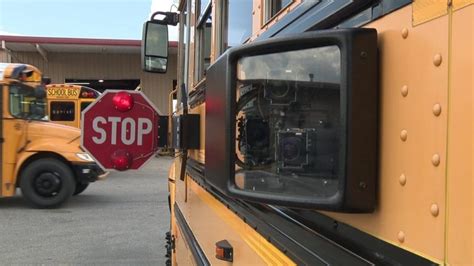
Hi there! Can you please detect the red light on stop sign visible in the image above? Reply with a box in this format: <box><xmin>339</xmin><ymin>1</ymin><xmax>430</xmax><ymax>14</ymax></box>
<box><xmin>111</xmin><ymin>150</ymin><xmax>132</xmax><ymax>171</ymax></box>
<box><xmin>113</xmin><ymin>91</ymin><xmax>134</xmax><ymax>111</ymax></box>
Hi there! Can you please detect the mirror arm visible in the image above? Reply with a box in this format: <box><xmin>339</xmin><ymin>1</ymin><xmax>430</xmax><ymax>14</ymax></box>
<box><xmin>150</xmin><ymin>11</ymin><xmax>179</xmax><ymax>26</ymax></box>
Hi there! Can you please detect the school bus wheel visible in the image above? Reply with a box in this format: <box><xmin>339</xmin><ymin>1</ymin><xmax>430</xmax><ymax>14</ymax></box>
<box><xmin>73</xmin><ymin>182</ymin><xmax>89</xmax><ymax>196</ymax></box>
<box><xmin>20</xmin><ymin>158</ymin><xmax>76</xmax><ymax>208</ymax></box>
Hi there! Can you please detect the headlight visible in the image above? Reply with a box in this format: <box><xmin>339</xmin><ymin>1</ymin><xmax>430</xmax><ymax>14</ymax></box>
<box><xmin>76</xmin><ymin>153</ymin><xmax>94</xmax><ymax>162</ymax></box>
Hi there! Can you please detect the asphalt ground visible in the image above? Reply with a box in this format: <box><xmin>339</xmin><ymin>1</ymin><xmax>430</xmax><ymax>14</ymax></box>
<box><xmin>0</xmin><ymin>156</ymin><xmax>172</xmax><ymax>265</ymax></box>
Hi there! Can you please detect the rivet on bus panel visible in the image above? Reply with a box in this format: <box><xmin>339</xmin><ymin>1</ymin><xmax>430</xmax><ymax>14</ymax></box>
<box><xmin>433</xmin><ymin>54</ymin><xmax>442</xmax><ymax>66</ymax></box>
<box><xmin>432</xmin><ymin>103</ymin><xmax>442</xmax><ymax>116</ymax></box>
<box><xmin>401</xmin><ymin>85</ymin><xmax>408</xmax><ymax>97</ymax></box>
<box><xmin>401</xmin><ymin>28</ymin><xmax>409</xmax><ymax>39</ymax></box>
<box><xmin>397</xmin><ymin>231</ymin><xmax>405</xmax><ymax>243</ymax></box>
<box><xmin>430</xmin><ymin>204</ymin><xmax>439</xmax><ymax>217</ymax></box>
<box><xmin>400</xmin><ymin>130</ymin><xmax>408</xmax><ymax>141</ymax></box>
<box><xmin>431</xmin><ymin>154</ymin><xmax>440</xmax><ymax>166</ymax></box>
<box><xmin>399</xmin><ymin>174</ymin><xmax>407</xmax><ymax>186</ymax></box>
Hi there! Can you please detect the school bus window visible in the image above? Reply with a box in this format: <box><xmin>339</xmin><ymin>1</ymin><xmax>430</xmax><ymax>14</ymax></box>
<box><xmin>9</xmin><ymin>84</ymin><xmax>47</xmax><ymax>120</ymax></box>
<box><xmin>225</xmin><ymin>0</ymin><xmax>252</xmax><ymax>49</ymax></box>
<box><xmin>264</xmin><ymin>0</ymin><xmax>292</xmax><ymax>23</ymax></box>
<box><xmin>80</xmin><ymin>101</ymin><xmax>93</xmax><ymax>112</ymax></box>
<box><xmin>200</xmin><ymin>0</ymin><xmax>210</xmax><ymax>15</ymax></box>
<box><xmin>50</xmin><ymin>101</ymin><xmax>75</xmax><ymax>121</ymax></box>
<box><xmin>195</xmin><ymin>0</ymin><xmax>212</xmax><ymax>82</ymax></box>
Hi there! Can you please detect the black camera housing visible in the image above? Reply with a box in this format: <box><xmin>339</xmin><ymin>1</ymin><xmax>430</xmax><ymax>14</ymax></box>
<box><xmin>205</xmin><ymin>29</ymin><xmax>378</xmax><ymax>212</ymax></box>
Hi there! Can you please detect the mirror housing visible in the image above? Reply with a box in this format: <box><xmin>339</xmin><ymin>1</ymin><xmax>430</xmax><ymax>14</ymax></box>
<box><xmin>42</xmin><ymin>76</ymin><xmax>51</xmax><ymax>85</ymax></box>
<box><xmin>141</xmin><ymin>11</ymin><xmax>178</xmax><ymax>74</ymax></box>
<box><xmin>35</xmin><ymin>85</ymin><xmax>46</xmax><ymax>99</ymax></box>
<box><xmin>205</xmin><ymin>29</ymin><xmax>378</xmax><ymax>212</ymax></box>
<box><xmin>141</xmin><ymin>21</ymin><xmax>169</xmax><ymax>73</ymax></box>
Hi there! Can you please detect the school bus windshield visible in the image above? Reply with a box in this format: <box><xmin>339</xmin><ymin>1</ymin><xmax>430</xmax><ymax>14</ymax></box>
<box><xmin>9</xmin><ymin>83</ymin><xmax>47</xmax><ymax>121</ymax></box>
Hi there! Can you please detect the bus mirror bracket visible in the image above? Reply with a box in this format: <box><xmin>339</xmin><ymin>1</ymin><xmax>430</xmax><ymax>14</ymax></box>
<box><xmin>150</xmin><ymin>11</ymin><xmax>179</xmax><ymax>26</ymax></box>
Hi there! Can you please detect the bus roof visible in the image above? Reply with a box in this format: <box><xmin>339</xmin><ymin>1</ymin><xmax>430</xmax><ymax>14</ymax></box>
<box><xmin>0</xmin><ymin>63</ymin><xmax>42</xmax><ymax>83</ymax></box>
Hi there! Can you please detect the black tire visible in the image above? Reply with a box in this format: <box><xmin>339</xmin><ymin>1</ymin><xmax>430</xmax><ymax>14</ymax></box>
<box><xmin>73</xmin><ymin>182</ymin><xmax>89</xmax><ymax>196</ymax></box>
<box><xmin>20</xmin><ymin>158</ymin><xmax>76</xmax><ymax>208</ymax></box>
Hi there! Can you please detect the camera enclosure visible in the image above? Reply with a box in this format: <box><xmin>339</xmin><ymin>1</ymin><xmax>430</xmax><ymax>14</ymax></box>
<box><xmin>205</xmin><ymin>29</ymin><xmax>378</xmax><ymax>212</ymax></box>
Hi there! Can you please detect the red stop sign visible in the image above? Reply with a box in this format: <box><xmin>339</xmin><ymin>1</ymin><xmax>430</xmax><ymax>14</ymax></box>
<box><xmin>81</xmin><ymin>90</ymin><xmax>160</xmax><ymax>171</ymax></box>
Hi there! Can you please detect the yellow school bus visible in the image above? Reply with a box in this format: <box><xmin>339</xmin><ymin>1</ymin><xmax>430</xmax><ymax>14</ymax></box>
<box><xmin>46</xmin><ymin>84</ymin><xmax>100</xmax><ymax>128</ymax></box>
<box><xmin>143</xmin><ymin>1</ymin><xmax>472</xmax><ymax>265</ymax></box>
<box><xmin>0</xmin><ymin>63</ymin><xmax>106</xmax><ymax>208</ymax></box>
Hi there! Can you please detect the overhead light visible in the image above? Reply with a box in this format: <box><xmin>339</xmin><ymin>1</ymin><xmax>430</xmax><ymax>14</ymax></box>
<box><xmin>98</xmin><ymin>79</ymin><xmax>104</xmax><ymax>83</ymax></box>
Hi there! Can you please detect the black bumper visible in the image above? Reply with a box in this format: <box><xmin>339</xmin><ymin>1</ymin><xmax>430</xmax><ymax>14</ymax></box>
<box><xmin>72</xmin><ymin>163</ymin><xmax>105</xmax><ymax>183</ymax></box>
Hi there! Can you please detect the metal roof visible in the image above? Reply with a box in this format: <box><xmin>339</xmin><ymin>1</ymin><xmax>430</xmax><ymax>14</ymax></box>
<box><xmin>0</xmin><ymin>35</ymin><xmax>178</xmax><ymax>54</ymax></box>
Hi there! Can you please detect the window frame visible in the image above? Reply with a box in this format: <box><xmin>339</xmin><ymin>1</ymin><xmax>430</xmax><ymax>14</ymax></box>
<box><xmin>8</xmin><ymin>82</ymin><xmax>47</xmax><ymax>121</ymax></box>
<box><xmin>177</xmin><ymin>0</ymin><xmax>192</xmax><ymax>108</ymax></box>
<box><xmin>221</xmin><ymin>0</ymin><xmax>254</xmax><ymax>52</ymax></box>
<box><xmin>263</xmin><ymin>0</ymin><xmax>294</xmax><ymax>25</ymax></box>
<box><xmin>194</xmin><ymin>0</ymin><xmax>212</xmax><ymax>83</ymax></box>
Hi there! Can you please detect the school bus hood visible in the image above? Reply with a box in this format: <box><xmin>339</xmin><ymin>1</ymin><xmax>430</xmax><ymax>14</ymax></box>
<box><xmin>26</xmin><ymin>121</ymin><xmax>81</xmax><ymax>149</ymax></box>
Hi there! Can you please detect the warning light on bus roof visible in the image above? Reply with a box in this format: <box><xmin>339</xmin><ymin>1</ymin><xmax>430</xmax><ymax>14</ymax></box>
<box><xmin>81</xmin><ymin>91</ymin><xmax>95</xmax><ymax>98</ymax></box>
<box><xmin>112</xmin><ymin>91</ymin><xmax>134</xmax><ymax>111</ymax></box>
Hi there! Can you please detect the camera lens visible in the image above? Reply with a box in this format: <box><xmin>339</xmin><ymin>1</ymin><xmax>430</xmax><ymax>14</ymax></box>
<box><xmin>271</xmin><ymin>83</ymin><xmax>290</xmax><ymax>98</ymax></box>
<box><xmin>281</xmin><ymin>136</ymin><xmax>302</xmax><ymax>162</ymax></box>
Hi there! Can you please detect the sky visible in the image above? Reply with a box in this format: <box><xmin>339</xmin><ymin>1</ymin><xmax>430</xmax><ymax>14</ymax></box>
<box><xmin>0</xmin><ymin>0</ymin><xmax>178</xmax><ymax>40</ymax></box>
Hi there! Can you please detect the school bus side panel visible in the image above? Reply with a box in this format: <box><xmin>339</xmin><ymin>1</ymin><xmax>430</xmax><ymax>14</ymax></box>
<box><xmin>324</xmin><ymin>5</ymin><xmax>448</xmax><ymax>262</ymax></box>
<box><xmin>0</xmin><ymin>83</ymin><xmax>2</xmax><ymax>196</ymax></box>
<box><xmin>174</xmin><ymin>170</ymin><xmax>295</xmax><ymax>265</ymax></box>
<box><xmin>1</xmin><ymin>85</ymin><xmax>26</xmax><ymax>196</ymax></box>
<box><xmin>447</xmin><ymin>4</ymin><xmax>473</xmax><ymax>265</ymax></box>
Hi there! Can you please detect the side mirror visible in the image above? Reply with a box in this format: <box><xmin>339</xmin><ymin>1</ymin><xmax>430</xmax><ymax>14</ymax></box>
<box><xmin>35</xmin><ymin>85</ymin><xmax>46</xmax><ymax>99</ymax></box>
<box><xmin>42</xmin><ymin>76</ymin><xmax>51</xmax><ymax>85</ymax></box>
<box><xmin>141</xmin><ymin>21</ymin><xmax>169</xmax><ymax>73</ymax></box>
<box><xmin>205</xmin><ymin>29</ymin><xmax>378</xmax><ymax>212</ymax></box>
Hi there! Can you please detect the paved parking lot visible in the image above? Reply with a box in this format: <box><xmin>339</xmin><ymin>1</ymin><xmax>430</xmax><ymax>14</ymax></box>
<box><xmin>0</xmin><ymin>156</ymin><xmax>172</xmax><ymax>265</ymax></box>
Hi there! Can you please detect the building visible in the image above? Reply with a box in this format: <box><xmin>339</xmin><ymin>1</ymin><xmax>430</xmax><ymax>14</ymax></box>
<box><xmin>0</xmin><ymin>35</ymin><xmax>177</xmax><ymax>114</ymax></box>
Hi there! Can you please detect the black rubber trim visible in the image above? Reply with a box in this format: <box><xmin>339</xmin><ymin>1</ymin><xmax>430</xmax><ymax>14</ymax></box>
<box><xmin>174</xmin><ymin>202</ymin><xmax>210</xmax><ymax>266</ymax></box>
<box><xmin>337</xmin><ymin>0</ymin><xmax>412</xmax><ymax>28</ymax></box>
<box><xmin>256</xmin><ymin>0</ymin><xmax>322</xmax><ymax>40</ymax></box>
<box><xmin>186</xmin><ymin>158</ymin><xmax>438</xmax><ymax>266</ymax></box>
<box><xmin>71</xmin><ymin>163</ymin><xmax>104</xmax><ymax>183</ymax></box>
<box><xmin>256</xmin><ymin>0</ymin><xmax>412</xmax><ymax>41</ymax></box>
<box><xmin>256</xmin><ymin>0</ymin><xmax>374</xmax><ymax>40</ymax></box>
<box><xmin>281</xmin><ymin>208</ymin><xmax>439</xmax><ymax>266</ymax></box>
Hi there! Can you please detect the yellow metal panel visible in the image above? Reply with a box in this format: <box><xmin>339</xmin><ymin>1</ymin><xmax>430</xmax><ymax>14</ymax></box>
<box><xmin>174</xmin><ymin>173</ymin><xmax>295</xmax><ymax>265</ymax></box>
<box><xmin>446</xmin><ymin>4</ymin><xmax>473</xmax><ymax>265</ymax></box>
<box><xmin>174</xmin><ymin>225</ymin><xmax>197</xmax><ymax>266</ymax></box>
<box><xmin>324</xmin><ymin>6</ymin><xmax>448</xmax><ymax>262</ymax></box>
<box><xmin>453</xmin><ymin>0</ymin><xmax>474</xmax><ymax>10</ymax></box>
<box><xmin>413</xmin><ymin>0</ymin><xmax>448</xmax><ymax>25</ymax></box>
<box><xmin>2</xmin><ymin>84</ymin><xmax>27</xmax><ymax>196</ymax></box>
